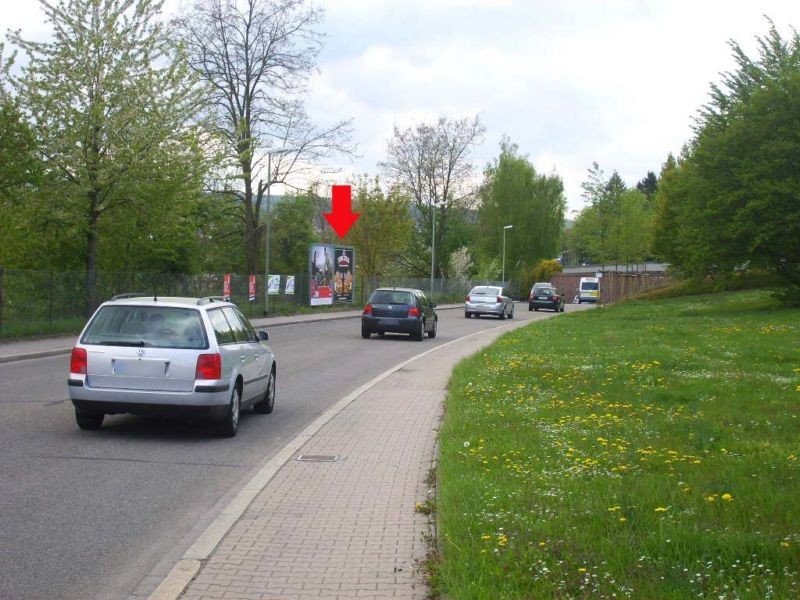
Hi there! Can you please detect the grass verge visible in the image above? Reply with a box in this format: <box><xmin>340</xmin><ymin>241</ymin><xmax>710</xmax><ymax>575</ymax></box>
<box><xmin>435</xmin><ymin>289</ymin><xmax>799</xmax><ymax>599</ymax></box>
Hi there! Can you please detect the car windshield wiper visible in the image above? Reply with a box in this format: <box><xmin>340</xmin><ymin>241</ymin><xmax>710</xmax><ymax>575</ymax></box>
<box><xmin>93</xmin><ymin>339</ymin><xmax>148</xmax><ymax>347</ymax></box>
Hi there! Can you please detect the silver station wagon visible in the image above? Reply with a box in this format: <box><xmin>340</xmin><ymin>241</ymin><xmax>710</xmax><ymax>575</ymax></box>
<box><xmin>68</xmin><ymin>295</ymin><xmax>276</xmax><ymax>437</ymax></box>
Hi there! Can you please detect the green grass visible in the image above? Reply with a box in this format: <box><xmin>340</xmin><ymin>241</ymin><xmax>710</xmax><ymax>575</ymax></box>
<box><xmin>0</xmin><ymin>316</ymin><xmax>87</xmax><ymax>340</ymax></box>
<box><xmin>435</xmin><ymin>290</ymin><xmax>800</xmax><ymax>599</ymax></box>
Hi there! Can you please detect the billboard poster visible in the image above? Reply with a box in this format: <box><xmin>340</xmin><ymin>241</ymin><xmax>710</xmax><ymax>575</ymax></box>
<box><xmin>285</xmin><ymin>276</ymin><xmax>295</xmax><ymax>295</ymax></box>
<box><xmin>267</xmin><ymin>274</ymin><xmax>281</xmax><ymax>295</ymax></box>
<box><xmin>223</xmin><ymin>273</ymin><xmax>231</xmax><ymax>300</ymax></box>
<box><xmin>309</xmin><ymin>244</ymin><xmax>335</xmax><ymax>306</ymax></box>
<box><xmin>333</xmin><ymin>246</ymin><xmax>354</xmax><ymax>303</ymax></box>
<box><xmin>248</xmin><ymin>274</ymin><xmax>256</xmax><ymax>301</ymax></box>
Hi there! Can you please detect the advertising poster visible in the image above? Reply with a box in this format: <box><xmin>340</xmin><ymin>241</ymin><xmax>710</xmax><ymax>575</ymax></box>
<box><xmin>309</xmin><ymin>244</ymin><xmax>335</xmax><ymax>306</ymax></box>
<box><xmin>267</xmin><ymin>274</ymin><xmax>281</xmax><ymax>295</ymax></box>
<box><xmin>248</xmin><ymin>274</ymin><xmax>256</xmax><ymax>301</ymax></box>
<box><xmin>333</xmin><ymin>246</ymin><xmax>354</xmax><ymax>303</ymax></box>
<box><xmin>223</xmin><ymin>273</ymin><xmax>231</xmax><ymax>300</ymax></box>
<box><xmin>285</xmin><ymin>276</ymin><xmax>295</xmax><ymax>295</ymax></box>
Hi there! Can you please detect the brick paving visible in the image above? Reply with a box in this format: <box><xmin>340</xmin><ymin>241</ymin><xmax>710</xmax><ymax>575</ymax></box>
<box><xmin>181</xmin><ymin>329</ymin><xmax>511</xmax><ymax>600</ymax></box>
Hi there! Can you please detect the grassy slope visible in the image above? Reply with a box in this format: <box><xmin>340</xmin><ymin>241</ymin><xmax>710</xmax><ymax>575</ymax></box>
<box><xmin>436</xmin><ymin>290</ymin><xmax>800</xmax><ymax>599</ymax></box>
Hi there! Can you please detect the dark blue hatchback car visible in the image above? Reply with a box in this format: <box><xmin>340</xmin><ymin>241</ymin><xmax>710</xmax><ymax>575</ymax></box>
<box><xmin>361</xmin><ymin>287</ymin><xmax>438</xmax><ymax>341</ymax></box>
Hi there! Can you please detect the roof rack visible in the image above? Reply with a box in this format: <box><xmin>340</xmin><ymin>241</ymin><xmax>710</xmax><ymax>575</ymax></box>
<box><xmin>110</xmin><ymin>293</ymin><xmax>147</xmax><ymax>301</ymax></box>
<box><xmin>197</xmin><ymin>296</ymin><xmax>229</xmax><ymax>305</ymax></box>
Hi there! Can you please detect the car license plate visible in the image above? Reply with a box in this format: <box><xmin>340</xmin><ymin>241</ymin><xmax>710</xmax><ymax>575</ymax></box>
<box><xmin>113</xmin><ymin>358</ymin><xmax>167</xmax><ymax>377</ymax></box>
<box><xmin>537</xmin><ymin>296</ymin><xmax>549</xmax><ymax>300</ymax></box>
<box><xmin>379</xmin><ymin>318</ymin><xmax>399</xmax><ymax>326</ymax></box>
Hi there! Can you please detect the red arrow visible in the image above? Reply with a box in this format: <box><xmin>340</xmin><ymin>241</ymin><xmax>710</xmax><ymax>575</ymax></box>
<box><xmin>324</xmin><ymin>185</ymin><xmax>360</xmax><ymax>239</ymax></box>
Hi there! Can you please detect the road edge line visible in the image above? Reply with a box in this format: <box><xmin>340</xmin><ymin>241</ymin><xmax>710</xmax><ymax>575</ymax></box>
<box><xmin>147</xmin><ymin>320</ymin><xmax>522</xmax><ymax>600</ymax></box>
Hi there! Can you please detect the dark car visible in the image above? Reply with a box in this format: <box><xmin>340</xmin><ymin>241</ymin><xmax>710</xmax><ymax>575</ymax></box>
<box><xmin>529</xmin><ymin>286</ymin><xmax>565</xmax><ymax>312</ymax></box>
<box><xmin>362</xmin><ymin>287</ymin><xmax>438</xmax><ymax>341</ymax></box>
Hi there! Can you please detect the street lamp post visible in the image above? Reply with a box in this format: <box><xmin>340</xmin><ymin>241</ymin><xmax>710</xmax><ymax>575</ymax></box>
<box><xmin>264</xmin><ymin>148</ymin><xmax>298</xmax><ymax>316</ymax></box>
<box><xmin>502</xmin><ymin>224</ymin><xmax>513</xmax><ymax>285</ymax></box>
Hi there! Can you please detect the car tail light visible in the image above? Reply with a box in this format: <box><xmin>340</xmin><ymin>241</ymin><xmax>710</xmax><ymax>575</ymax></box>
<box><xmin>465</xmin><ymin>295</ymin><xmax>471</xmax><ymax>302</ymax></box>
<box><xmin>195</xmin><ymin>353</ymin><xmax>222</xmax><ymax>380</ymax></box>
<box><xmin>363</xmin><ymin>304</ymin><xmax>373</xmax><ymax>315</ymax></box>
<box><xmin>70</xmin><ymin>347</ymin><xmax>87</xmax><ymax>375</ymax></box>
<box><xmin>496</xmin><ymin>296</ymin><xmax>503</xmax><ymax>303</ymax></box>
<box><xmin>408</xmin><ymin>306</ymin><xmax>420</xmax><ymax>317</ymax></box>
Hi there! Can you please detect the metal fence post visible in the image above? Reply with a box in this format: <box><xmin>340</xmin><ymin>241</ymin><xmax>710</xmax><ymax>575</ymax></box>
<box><xmin>0</xmin><ymin>266</ymin><xmax>4</xmax><ymax>334</ymax></box>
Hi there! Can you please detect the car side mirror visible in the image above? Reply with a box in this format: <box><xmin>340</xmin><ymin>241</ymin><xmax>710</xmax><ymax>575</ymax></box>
<box><xmin>258</xmin><ymin>330</ymin><xmax>269</xmax><ymax>341</ymax></box>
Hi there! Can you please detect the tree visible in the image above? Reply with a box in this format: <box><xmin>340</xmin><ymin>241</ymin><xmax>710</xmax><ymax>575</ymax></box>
<box><xmin>342</xmin><ymin>177</ymin><xmax>413</xmax><ymax>278</ymax></box>
<box><xmin>270</xmin><ymin>192</ymin><xmax>318</xmax><ymax>274</ymax></box>
<box><xmin>381</xmin><ymin>115</ymin><xmax>485</xmax><ymax>278</ymax></box>
<box><xmin>653</xmin><ymin>20</ymin><xmax>800</xmax><ymax>297</ymax></box>
<box><xmin>9</xmin><ymin>0</ymin><xmax>207</xmax><ymax>308</ymax></box>
<box><xmin>523</xmin><ymin>258</ymin><xmax>562</xmax><ymax>293</ymax></box>
<box><xmin>449</xmin><ymin>247</ymin><xmax>473</xmax><ymax>280</ymax></box>
<box><xmin>175</xmin><ymin>0</ymin><xmax>355</xmax><ymax>275</ymax></box>
<box><xmin>477</xmin><ymin>140</ymin><xmax>565</xmax><ymax>284</ymax></box>
<box><xmin>636</xmin><ymin>171</ymin><xmax>658</xmax><ymax>198</ymax></box>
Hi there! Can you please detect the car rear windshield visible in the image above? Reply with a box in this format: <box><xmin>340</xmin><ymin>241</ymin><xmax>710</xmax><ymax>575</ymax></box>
<box><xmin>537</xmin><ymin>288</ymin><xmax>554</xmax><ymax>296</ymax></box>
<box><xmin>369</xmin><ymin>290</ymin><xmax>415</xmax><ymax>305</ymax></box>
<box><xmin>581</xmin><ymin>281</ymin><xmax>599</xmax><ymax>291</ymax></box>
<box><xmin>81</xmin><ymin>305</ymin><xmax>208</xmax><ymax>349</ymax></box>
<box><xmin>470</xmin><ymin>287</ymin><xmax>501</xmax><ymax>296</ymax></box>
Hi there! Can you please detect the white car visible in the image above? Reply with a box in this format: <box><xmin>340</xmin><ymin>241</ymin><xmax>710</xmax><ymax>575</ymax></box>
<box><xmin>68</xmin><ymin>295</ymin><xmax>276</xmax><ymax>437</ymax></box>
<box><xmin>465</xmin><ymin>286</ymin><xmax>515</xmax><ymax>319</ymax></box>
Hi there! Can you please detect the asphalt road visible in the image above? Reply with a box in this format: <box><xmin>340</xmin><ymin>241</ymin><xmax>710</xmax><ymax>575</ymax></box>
<box><xmin>0</xmin><ymin>303</ymin><xmax>589</xmax><ymax>599</ymax></box>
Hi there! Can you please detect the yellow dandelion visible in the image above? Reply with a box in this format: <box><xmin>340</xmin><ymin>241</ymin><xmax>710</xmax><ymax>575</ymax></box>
<box><xmin>619</xmin><ymin>517</ymin><xmax>627</xmax><ymax>523</ymax></box>
<box><xmin>721</xmin><ymin>493</ymin><xmax>733</xmax><ymax>502</ymax></box>
<box><xmin>706</xmin><ymin>496</ymin><xmax>716</xmax><ymax>502</ymax></box>
<box><xmin>481</xmin><ymin>534</ymin><xmax>492</xmax><ymax>541</ymax></box>
<box><xmin>781</xmin><ymin>542</ymin><xmax>790</xmax><ymax>548</ymax></box>
<box><xmin>578</xmin><ymin>567</ymin><xmax>587</xmax><ymax>573</ymax></box>
<box><xmin>654</xmin><ymin>507</ymin><xmax>668</xmax><ymax>513</ymax></box>
<box><xmin>608</xmin><ymin>506</ymin><xmax>622</xmax><ymax>512</ymax></box>
<box><xmin>538</xmin><ymin>541</ymin><xmax>546</xmax><ymax>547</ymax></box>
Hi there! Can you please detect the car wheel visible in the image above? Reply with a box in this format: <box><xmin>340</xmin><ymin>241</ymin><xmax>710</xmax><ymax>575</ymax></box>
<box><xmin>560</xmin><ymin>305</ymin><xmax>565</xmax><ymax>313</ymax></box>
<box><xmin>75</xmin><ymin>410</ymin><xmax>104</xmax><ymax>430</ymax></box>
<box><xmin>361</xmin><ymin>324</ymin><xmax>371</xmax><ymax>339</ymax></box>
<box><xmin>428</xmin><ymin>318</ymin><xmax>437</xmax><ymax>338</ymax></box>
<box><xmin>528</xmin><ymin>304</ymin><xmax>533</xmax><ymax>311</ymax></box>
<box><xmin>465</xmin><ymin>311</ymin><xmax>470</xmax><ymax>318</ymax></box>
<box><xmin>499</xmin><ymin>310</ymin><xmax>506</xmax><ymax>320</ymax></box>
<box><xmin>217</xmin><ymin>386</ymin><xmax>240</xmax><ymax>437</ymax></box>
<box><xmin>509</xmin><ymin>306</ymin><xmax>514</xmax><ymax>319</ymax></box>
<box><xmin>254</xmin><ymin>369</ymin><xmax>275</xmax><ymax>414</ymax></box>
<box><xmin>414</xmin><ymin>320</ymin><xmax>425</xmax><ymax>341</ymax></box>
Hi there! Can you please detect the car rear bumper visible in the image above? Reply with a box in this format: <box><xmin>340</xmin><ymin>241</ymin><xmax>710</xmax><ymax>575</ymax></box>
<box><xmin>579</xmin><ymin>296</ymin><xmax>598</xmax><ymax>303</ymax></box>
<box><xmin>530</xmin><ymin>300</ymin><xmax>560</xmax><ymax>310</ymax></box>
<box><xmin>362</xmin><ymin>315</ymin><xmax>421</xmax><ymax>334</ymax></box>
<box><xmin>465</xmin><ymin>301</ymin><xmax>504</xmax><ymax>315</ymax></box>
<box><xmin>68</xmin><ymin>376</ymin><xmax>231</xmax><ymax>412</ymax></box>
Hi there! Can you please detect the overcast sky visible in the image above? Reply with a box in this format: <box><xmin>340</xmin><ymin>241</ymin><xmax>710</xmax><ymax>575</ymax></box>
<box><xmin>5</xmin><ymin>0</ymin><xmax>800</xmax><ymax>215</ymax></box>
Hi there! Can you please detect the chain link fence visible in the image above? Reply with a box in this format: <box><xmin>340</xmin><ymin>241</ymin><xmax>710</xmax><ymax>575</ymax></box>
<box><xmin>0</xmin><ymin>268</ymin><xmax>513</xmax><ymax>339</ymax></box>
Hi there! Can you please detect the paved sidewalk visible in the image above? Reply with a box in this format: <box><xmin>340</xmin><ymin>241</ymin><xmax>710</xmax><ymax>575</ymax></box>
<box><xmin>157</xmin><ymin>323</ymin><xmax>523</xmax><ymax>600</ymax></box>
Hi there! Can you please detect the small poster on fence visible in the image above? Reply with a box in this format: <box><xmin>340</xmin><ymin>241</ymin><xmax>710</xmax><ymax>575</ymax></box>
<box><xmin>223</xmin><ymin>273</ymin><xmax>231</xmax><ymax>300</ymax></box>
<box><xmin>248</xmin><ymin>274</ymin><xmax>256</xmax><ymax>301</ymax></box>
<box><xmin>267</xmin><ymin>275</ymin><xmax>281</xmax><ymax>295</ymax></box>
<box><xmin>285</xmin><ymin>276</ymin><xmax>295</xmax><ymax>295</ymax></box>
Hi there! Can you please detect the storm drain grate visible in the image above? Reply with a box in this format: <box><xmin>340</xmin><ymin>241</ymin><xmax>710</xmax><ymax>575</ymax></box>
<box><xmin>296</xmin><ymin>454</ymin><xmax>340</xmax><ymax>462</ymax></box>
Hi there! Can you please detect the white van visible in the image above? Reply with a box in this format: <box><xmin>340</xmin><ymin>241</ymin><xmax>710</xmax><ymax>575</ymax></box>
<box><xmin>578</xmin><ymin>277</ymin><xmax>600</xmax><ymax>303</ymax></box>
